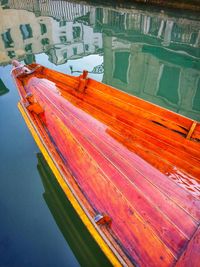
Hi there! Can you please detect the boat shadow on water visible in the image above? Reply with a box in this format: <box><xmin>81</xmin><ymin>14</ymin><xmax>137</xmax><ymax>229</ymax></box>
<box><xmin>36</xmin><ymin>152</ymin><xmax>112</xmax><ymax>267</ymax></box>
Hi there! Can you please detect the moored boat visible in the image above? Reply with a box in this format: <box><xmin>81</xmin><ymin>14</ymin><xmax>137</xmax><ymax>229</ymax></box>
<box><xmin>12</xmin><ymin>60</ymin><xmax>200</xmax><ymax>267</ymax></box>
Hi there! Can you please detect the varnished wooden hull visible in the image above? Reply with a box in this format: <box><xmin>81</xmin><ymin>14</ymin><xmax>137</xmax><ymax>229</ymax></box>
<box><xmin>12</xmin><ymin>62</ymin><xmax>200</xmax><ymax>267</ymax></box>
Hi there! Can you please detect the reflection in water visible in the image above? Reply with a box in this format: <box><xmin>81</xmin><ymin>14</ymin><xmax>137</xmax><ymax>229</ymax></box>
<box><xmin>0</xmin><ymin>1</ymin><xmax>102</xmax><ymax>66</ymax></box>
<box><xmin>1</xmin><ymin>0</ymin><xmax>199</xmax><ymax>120</ymax></box>
<box><xmin>0</xmin><ymin>78</ymin><xmax>9</xmax><ymax>95</ymax></box>
<box><xmin>96</xmin><ymin>8</ymin><xmax>200</xmax><ymax>120</ymax></box>
<box><xmin>37</xmin><ymin>153</ymin><xmax>112</xmax><ymax>267</ymax></box>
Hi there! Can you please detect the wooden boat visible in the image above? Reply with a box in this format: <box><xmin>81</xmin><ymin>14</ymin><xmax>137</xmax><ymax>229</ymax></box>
<box><xmin>12</xmin><ymin>60</ymin><xmax>200</xmax><ymax>267</ymax></box>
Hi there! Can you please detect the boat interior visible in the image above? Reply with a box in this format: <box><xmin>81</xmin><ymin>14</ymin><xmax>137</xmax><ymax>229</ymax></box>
<box><xmin>13</xmin><ymin>63</ymin><xmax>200</xmax><ymax>266</ymax></box>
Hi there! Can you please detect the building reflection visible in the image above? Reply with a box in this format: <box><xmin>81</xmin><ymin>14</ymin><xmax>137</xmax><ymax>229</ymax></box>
<box><xmin>0</xmin><ymin>0</ymin><xmax>102</xmax><ymax>65</ymax></box>
<box><xmin>102</xmin><ymin>36</ymin><xmax>200</xmax><ymax>120</ymax></box>
<box><xmin>94</xmin><ymin>8</ymin><xmax>200</xmax><ymax>120</ymax></box>
<box><xmin>36</xmin><ymin>153</ymin><xmax>111</xmax><ymax>267</ymax></box>
<box><xmin>0</xmin><ymin>0</ymin><xmax>199</xmax><ymax>119</ymax></box>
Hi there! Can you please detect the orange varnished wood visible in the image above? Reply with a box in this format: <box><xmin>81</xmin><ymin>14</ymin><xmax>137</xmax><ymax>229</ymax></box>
<box><xmin>56</xmin><ymin>79</ymin><xmax>200</xmax><ymax>157</ymax></box>
<box><xmin>39</xmin><ymin>77</ymin><xmax>200</xmax><ymax>178</ymax></box>
<box><xmin>32</xmin><ymin>82</ymin><xmax>200</xmax><ymax>221</ymax></box>
<box><xmin>12</xmin><ymin>63</ymin><xmax>200</xmax><ymax>267</ymax></box>
<box><xmin>29</xmin><ymin>84</ymin><xmax>191</xmax><ymax>255</ymax></box>
<box><xmin>37</xmin><ymin>79</ymin><xmax>200</xmax><ymax>195</ymax></box>
<box><xmin>42</xmin><ymin>67</ymin><xmax>200</xmax><ymax>141</ymax></box>
<box><xmin>40</xmin><ymin>108</ymin><xmax>175</xmax><ymax>266</ymax></box>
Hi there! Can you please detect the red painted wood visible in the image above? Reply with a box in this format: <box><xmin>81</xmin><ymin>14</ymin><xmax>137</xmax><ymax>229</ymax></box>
<box><xmin>43</xmin><ymin>68</ymin><xmax>200</xmax><ymax>142</ymax></box>
<box><xmin>42</xmin><ymin>108</ymin><xmax>175</xmax><ymax>266</ymax></box>
<box><xmin>36</xmin><ymin>78</ymin><xmax>200</xmax><ymax>180</ymax></box>
<box><xmin>33</xmin><ymin>84</ymin><xmax>190</xmax><ymax>255</ymax></box>
<box><xmin>29</xmin><ymin>80</ymin><xmax>196</xmax><ymax>261</ymax></box>
<box><xmin>12</xmin><ymin>63</ymin><xmax>200</xmax><ymax>267</ymax></box>
<box><xmin>31</xmin><ymin>80</ymin><xmax>200</xmax><ymax>218</ymax></box>
<box><xmin>32</xmin><ymin>82</ymin><xmax>198</xmax><ymax>228</ymax></box>
<box><xmin>175</xmin><ymin>227</ymin><xmax>200</xmax><ymax>267</ymax></box>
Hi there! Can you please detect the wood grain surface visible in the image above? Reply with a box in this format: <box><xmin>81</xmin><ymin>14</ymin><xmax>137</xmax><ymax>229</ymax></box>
<box><xmin>12</xmin><ymin>63</ymin><xmax>200</xmax><ymax>267</ymax></box>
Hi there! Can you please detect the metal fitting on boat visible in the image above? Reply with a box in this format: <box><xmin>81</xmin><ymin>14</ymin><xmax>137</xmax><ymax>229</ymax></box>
<box><xmin>94</xmin><ymin>213</ymin><xmax>112</xmax><ymax>227</ymax></box>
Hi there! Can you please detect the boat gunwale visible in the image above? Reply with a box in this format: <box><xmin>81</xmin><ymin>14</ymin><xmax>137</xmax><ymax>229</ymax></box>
<box><xmin>17</xmin><ymin>101</ymin><xmax>128</xmax><ymax>267</ymax></box>
<box><xmin>40</xmin><ymin>64</ymin><xmax>200</xmax><ymax>126</ymax></box>
<box><xmin>37</xmin><ymin>65</ymin><xmax>200</xmax><ymax>144</ymax></box>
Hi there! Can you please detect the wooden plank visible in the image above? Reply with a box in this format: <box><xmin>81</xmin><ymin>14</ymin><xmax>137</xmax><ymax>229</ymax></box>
<box><xmin>56</xmin><ymin>91</ymin><xmax>200</xmax><ymax>191</ymax></box>
<box><xmin>85</xmin><ymin>86</ymin><xmax>200</xmax><ymax>156</ymax></box>
<box><xmin>39</xmin><ymin>66</ymin><xmax>200</xmax><ymax>142</ymax></box>
<box><xmin>39</xmin><ymin>84</ymin><xmax>198</xmax><ymax>220</ymax></box>
<box><xmin>41</xmin><ymin>106</ymin><xmax>175</xmax><ymax>266</ymax></box>
<box><xmin>39</xmin><ymin>88</ymin><xmax>190</xmax><ymax>255</ymax></box>
<box><xmin>33</xmin><ymin>78</ymin><xmax>200</xmax><ymax>181</ymax></box>
<box><xmin>31</xmin><ymin>109</ymin><xmax>135</xmax><ymax>267</ymax></box>
<box><xmin>42</xmin><ymin>77</ymin><xmax>200</xmax><ymax>160</ymax></box>
<box><xmin>193</xmin><ymin>124</ymin><xmax>200</xmax><ymax>139</ymax></box>
<box><xmin>30</xmin><ymin>84</ymin><xmax>200</xmax><ymax>255</ymax></box>
<box><xmin>36</xmin><ymin>80</ymin><xmax>200</xmax><ymax>189</ymax></box>
<box><xmin>88</xmin><ymin>79</ymin><xmax>200</xmax><ymax>139</ymax></box>
<box><xmin>175</xmin><ymin>227</ymin><xmax>200</xmax><ymax>267</ymax></box>
<box><xmin>44</xmin><ymin>69</ymin><xmax>200</xmax><ymax>140</ymax></box>
<box><xmin>107</xmin><ymin>129</ymin><xmax>200</xmax><ymax>180</ymax></box>
<box><xmin>18</xmin><ymin>103</ymin><xmax>124</xmax><ymax>267</ymax></box>
<box><xmin>30</xmin><ymin>81</ymin><xmax>200</xmax><ymax>221</ymax></box>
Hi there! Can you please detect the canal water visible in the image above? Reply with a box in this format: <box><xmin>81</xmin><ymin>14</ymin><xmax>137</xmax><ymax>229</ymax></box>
<box><xmin>0</xmin><ymin>0</ymin><xmax>199</xmax><ymax>266</ymax></box>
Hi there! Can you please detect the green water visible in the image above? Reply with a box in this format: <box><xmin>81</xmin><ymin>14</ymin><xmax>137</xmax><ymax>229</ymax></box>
<box><xmin>0</xmin><ymin>1</ymin><xmax>200</xmax><ymax>266</ymax></box>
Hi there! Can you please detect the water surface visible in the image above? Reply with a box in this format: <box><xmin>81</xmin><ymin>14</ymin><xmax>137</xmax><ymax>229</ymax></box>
<box><xmin>0</xmin><ymin>0</ymin><xmax>200</xmax><ymax>266</ymax></box>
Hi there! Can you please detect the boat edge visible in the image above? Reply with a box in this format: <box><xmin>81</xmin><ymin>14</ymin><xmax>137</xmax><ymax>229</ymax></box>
<box><xmin>17</xmin><ymin>101</ymin><xmax>125</xmax><ymax>267</ymax></box>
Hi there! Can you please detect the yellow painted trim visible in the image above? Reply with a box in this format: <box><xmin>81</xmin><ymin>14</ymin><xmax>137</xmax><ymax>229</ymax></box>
<box><xmin>18</xmin><ymin>102</ymin><xmax>123</xmax><ymax>267</ymax></box>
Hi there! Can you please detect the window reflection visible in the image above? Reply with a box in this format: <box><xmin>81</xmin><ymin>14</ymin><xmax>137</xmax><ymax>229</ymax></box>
<box><xmin>59</xmin><ymin>20</ymin><xmax>66</xmax><ymax>27</ymax></box>
<box><xmin>73</xmin><ymin>47</ymin><xmax>77</xmax><ymax>55</ymax></box>
<box><xmin>1</xmin><ymin>29</ymin><xmax>14</xmax><ymax>48</ymax></box>
<box><xmin>59</xmin><ymin>36</ymin><xmax>67</xmax><ymax>43</ymax></box>
<box><xmin>25</xmin><ymin>43</ymin><xmax>32</xmax><ymax>52</ymax></box>
<box><xmin>7</xmin><ymin>51</ymin><xmax>15</xmax><ymax>58</ymax></box>
<box><xmin>20</xmin><ymin>24</ymin><xmax>33</xmax><ymax>39</ymax></box>
<box><xmin>41</xmin><ymin>38</ymin><xmax>50</xmax><ymax>45</ymax></box>
<box><xmin>157</xmin><ymin>66</ymin><xmax>180</xmax><ymax>105</ymax></box>
<box><xmin>113</xmin><ymin>52</ymin><xmax>129</xmax><ymax>84</ymax></box>
<box><xmin>40</xmin><ymin>23</ymin><xmax>47</xmax><ymax>35</ymax></box>
<box><xmin>73</xmin><ymin>26</ymin><xmax>81</xmax><ymax>40</ymax></box>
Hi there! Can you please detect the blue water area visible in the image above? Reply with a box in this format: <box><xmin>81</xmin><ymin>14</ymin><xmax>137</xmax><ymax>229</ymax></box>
<box><xmin>0</xmin><ymin>0</ymin><xmax>200</xmax><ymax>266</ymax></box>
<box><xmin>0</xmin><ymin>65</ymin><xmax>81</xmax><ymax>267</ymax></box>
